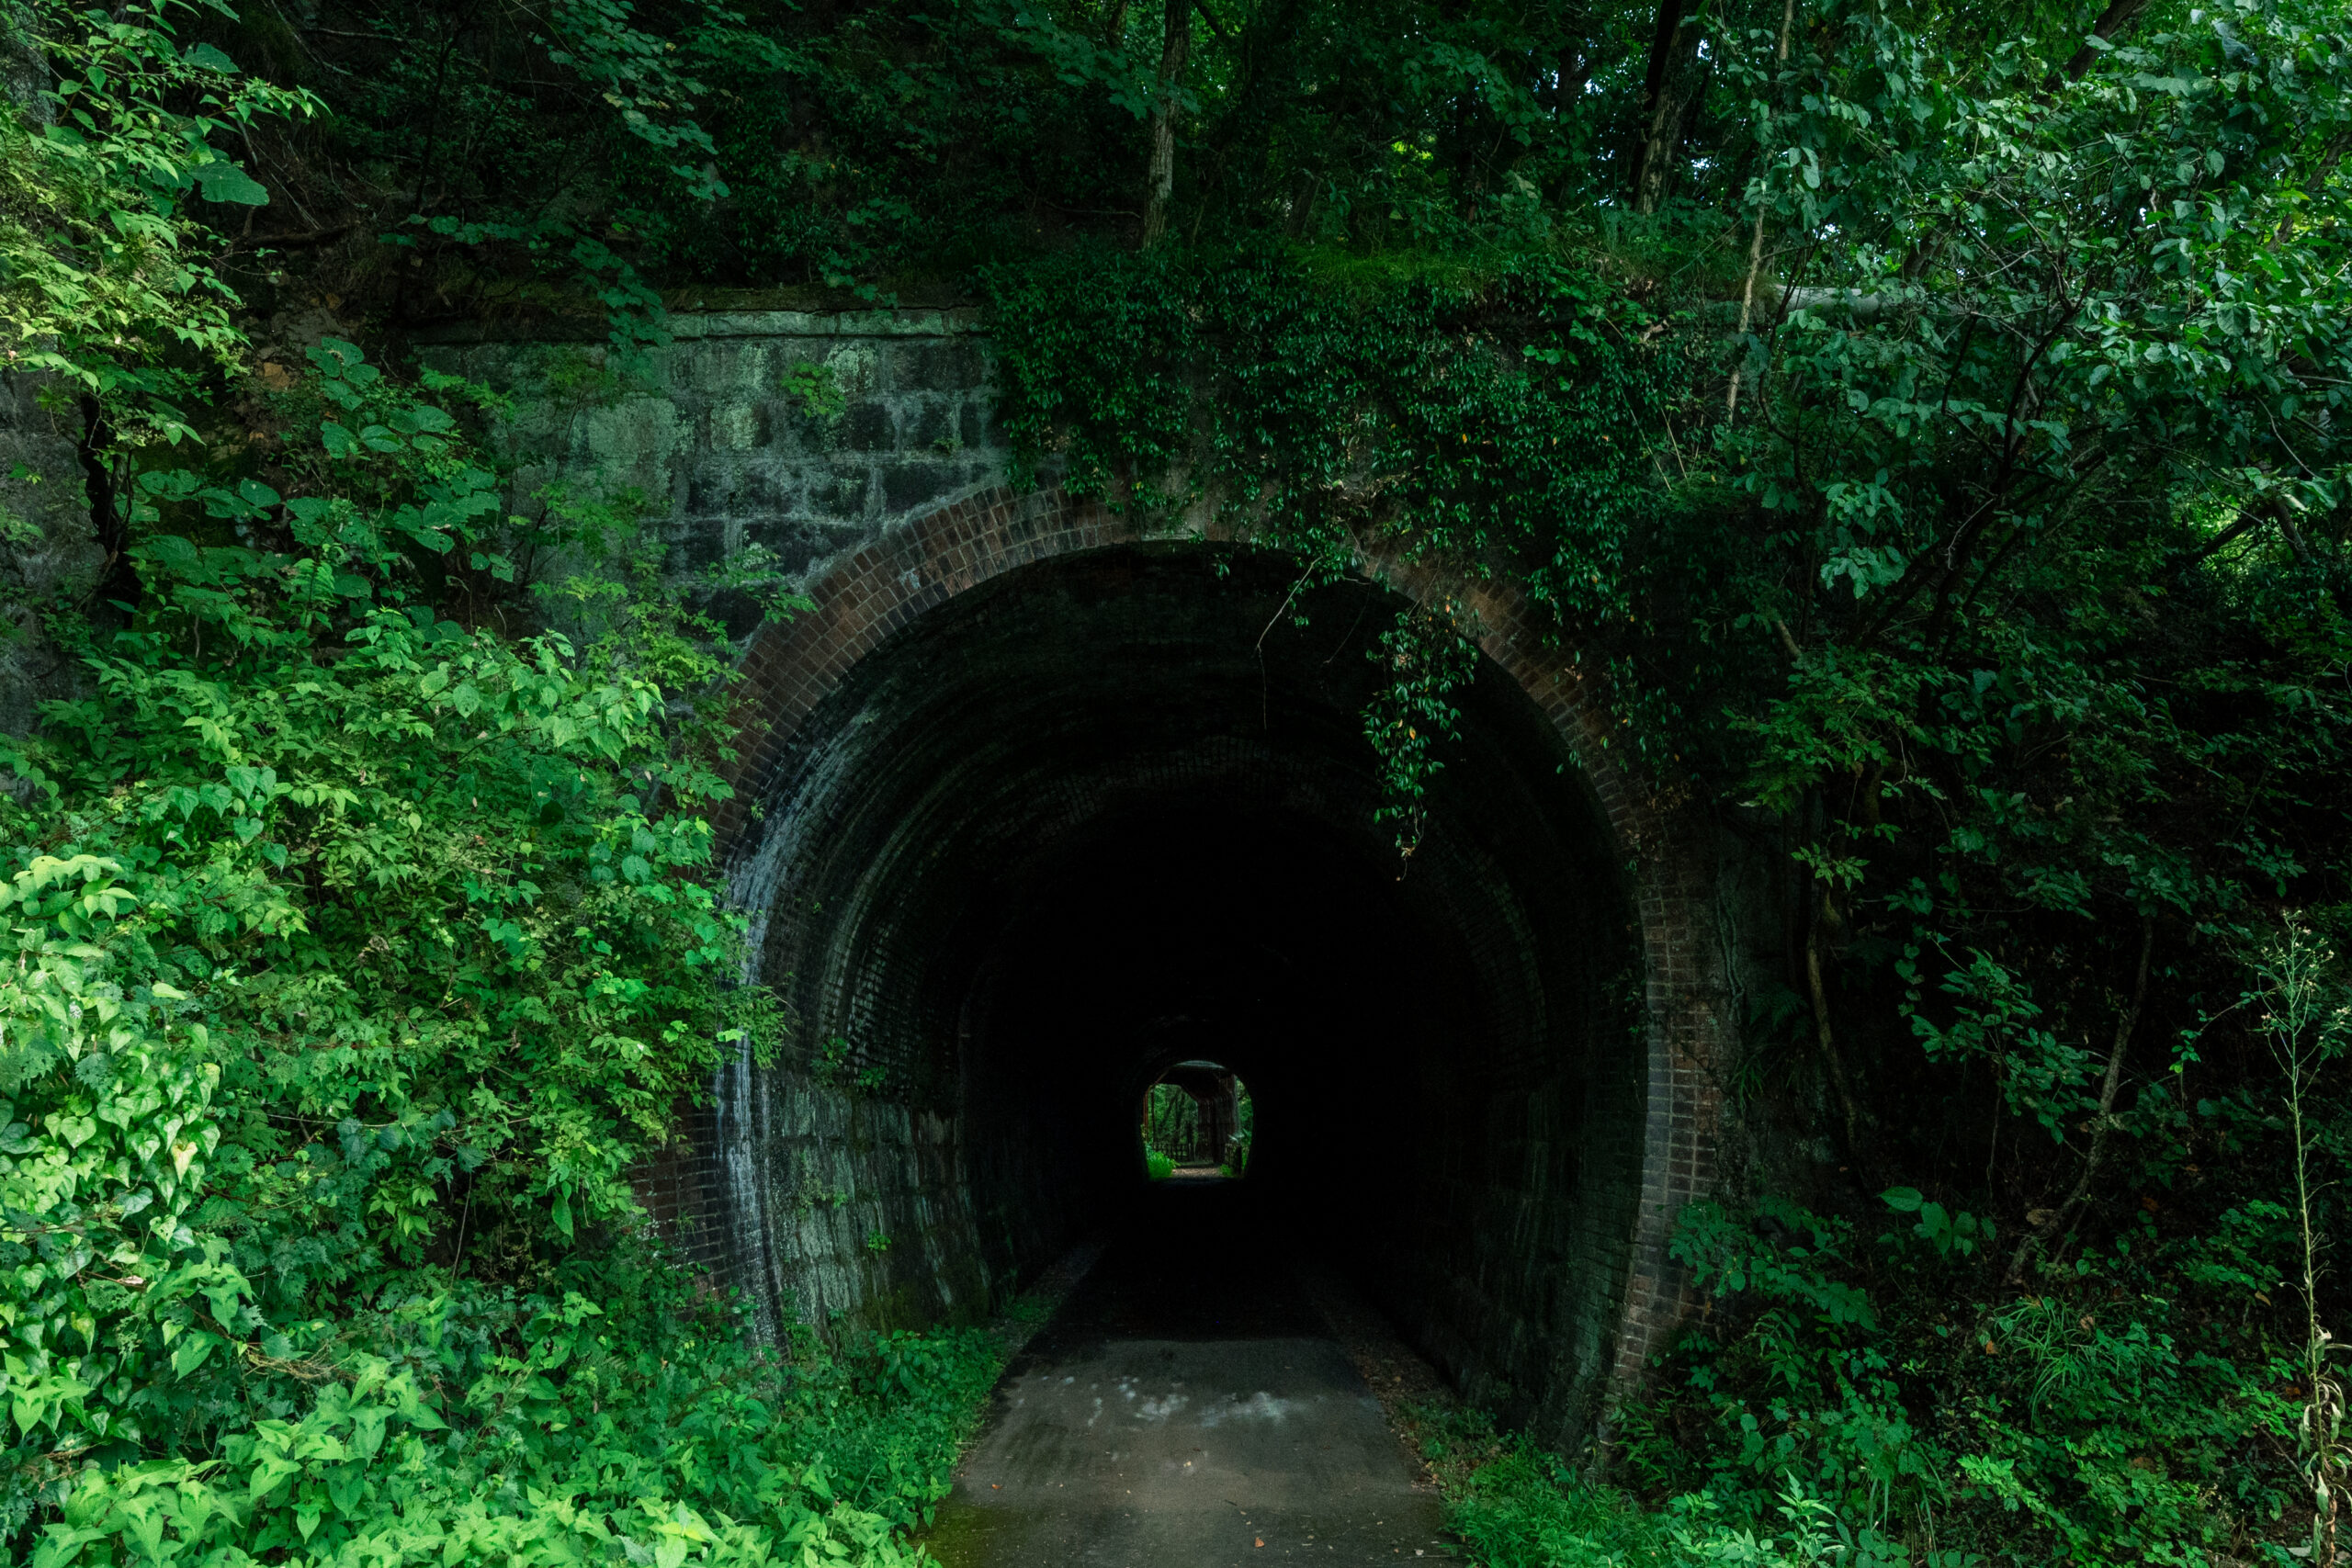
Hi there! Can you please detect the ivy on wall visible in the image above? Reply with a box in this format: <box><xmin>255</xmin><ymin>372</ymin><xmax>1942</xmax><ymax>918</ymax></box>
<box><xmin>983</xmin><ymin>245</ymin><xmax>1702</xmax><ymax>840</ymax></box>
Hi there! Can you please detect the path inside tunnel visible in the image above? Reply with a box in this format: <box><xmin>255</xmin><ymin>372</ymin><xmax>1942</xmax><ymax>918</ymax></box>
<box><xmin>922</xmin><ymin>1180</ymin><xmax>1453</xmax><ymax>1567</ymax></box>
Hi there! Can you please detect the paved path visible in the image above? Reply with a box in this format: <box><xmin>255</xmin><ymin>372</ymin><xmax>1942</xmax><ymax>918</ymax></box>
<box><xmin>923</xmin><ymin>1181</ymin><xmax>1452</xmax><ymax>1566</ymax></box>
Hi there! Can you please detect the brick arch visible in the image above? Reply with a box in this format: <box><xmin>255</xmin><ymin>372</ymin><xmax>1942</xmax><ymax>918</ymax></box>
<box><xmin>712</xmin><ymin>483</ymin><xmax>1727</xmax><ymax>1402</ymax></box>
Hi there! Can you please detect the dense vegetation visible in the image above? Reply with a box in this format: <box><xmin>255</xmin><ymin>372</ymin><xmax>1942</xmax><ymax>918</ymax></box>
<box><xmin>2</xmin><ymin>0</ymin><xmax>2348</xmax><ymax>1562</ymax></box>
<box><xmin>0</xmin><ymin>6</ymin><xmax>1014</xmax><ymax>1561</ymax></box>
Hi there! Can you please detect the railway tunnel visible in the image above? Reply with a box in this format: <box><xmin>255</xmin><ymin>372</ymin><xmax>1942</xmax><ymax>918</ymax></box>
<box><xmin>424</xmin><ymin>314</ymin><xmax>1729</xmax><ymax>1449</ymax></box>
<box><xmin>691</xmin><ymin>514</ymin><xmax>1714</xmax><ymax>1448</ymax></box>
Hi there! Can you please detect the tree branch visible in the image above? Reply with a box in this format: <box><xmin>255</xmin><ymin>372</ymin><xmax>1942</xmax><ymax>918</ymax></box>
<box><xmin>1804</xmin><ymin>878</ymin><xmax>1874</xmax><ymax>1184</ymax></box>
<box><xmin>2007</xmin><ymin>915</ymin><xmax>2154</xmax><ymax>1281</ymax></box>
<box><xmin>2054</xmin><ymin>0</ymin><xmax>2151</xmax><ymax>85</ymax></box>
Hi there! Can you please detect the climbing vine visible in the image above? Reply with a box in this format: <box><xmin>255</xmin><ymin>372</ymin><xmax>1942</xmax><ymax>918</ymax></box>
<box><xmin>985</xmin><ymin>247</ymin><xmax>1686</xmax><ymax>612</ymax></box>
<box><xmin>983</xmin><ymin>245</ymin><xmax>1701</xmax><ymax>838</ymax></box>
<box><xmin>1364</xmin><ymin>601</ymin><xmax>1481</xmax><ymax>855</ymax></box>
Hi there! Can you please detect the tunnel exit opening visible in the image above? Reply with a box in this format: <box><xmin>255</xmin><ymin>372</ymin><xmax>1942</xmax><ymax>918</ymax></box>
<box><xmin>1140</xmin><ymin>1061</ymin><xmax>1254</xmax><ymax>1181</ymax></box>
<box><xmin>718</xmin><ymin>540</ymin><xmax>1661</xmax><ymax>1449</ymax></box>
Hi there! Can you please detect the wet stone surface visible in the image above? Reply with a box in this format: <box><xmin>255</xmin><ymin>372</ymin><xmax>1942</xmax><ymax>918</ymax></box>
<box><xmin>924</xmin><ymin>1182</ymin><xmax>1453</xmax><ymax>1566</ymax></box>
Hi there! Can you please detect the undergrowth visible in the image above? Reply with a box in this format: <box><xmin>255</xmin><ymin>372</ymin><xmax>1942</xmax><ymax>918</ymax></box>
<box><xmin>1406</xmin><ymin>1188</ymin><xmax>2320</xmax><ymax>1567</ymax></box>
<box><xmin>0</xmin><ymin>164</ymin><xmax>996</xmax><ymax>1554</ymax></box>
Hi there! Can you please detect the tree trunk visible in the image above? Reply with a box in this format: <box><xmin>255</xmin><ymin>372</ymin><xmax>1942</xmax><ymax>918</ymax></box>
<box><xmin>1804</xmin><ymin>881</ymin><xmax>1874</xmax><ymax>1185</ymax></box>
<box><xmin>1632</xmin><ymin>0</ymin><xmax>1704</xmax><ymax>213</ymax></box>
<box><xmin>1141</xmin><ymin>0</ymin><xmax>1192</xmax><ymax>245</ymax></box>
<box><xmin>1548</xmin><ymin>44</ymin><xmax>1592</xmax><ymax>114</ymax></box>
<box><xmin>1726</xmin><ymin>0</ymin><xmax>1797</xmax><ymax>419</ymax></box>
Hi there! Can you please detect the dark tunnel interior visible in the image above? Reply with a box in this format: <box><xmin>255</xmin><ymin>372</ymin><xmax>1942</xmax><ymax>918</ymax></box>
<box><xmin>978</xmin><ymin>805</ymin><xmax>1447</xmax><ymax>1243</ymax></box>
<box><xmin>723</xmin><ymin>543</ymin><xmax>1650</xmax><ymax>1445</ymax></box>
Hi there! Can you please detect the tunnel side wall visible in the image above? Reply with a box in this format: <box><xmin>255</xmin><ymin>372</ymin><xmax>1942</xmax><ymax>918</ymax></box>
<box><xmin>637</xmin><ymin>1066</ymin><xmax>991</xmax><ymax>1339</ymax></box>
<box><xmin>1392</xmin><ymin>934</ymin><xmax>1649</xmax><ymax>1443</ymax></box>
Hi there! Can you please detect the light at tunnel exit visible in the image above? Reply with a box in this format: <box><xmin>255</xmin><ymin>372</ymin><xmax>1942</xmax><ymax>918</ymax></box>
<box><xmin>1140</xmin><ymin>1061</ymin><xmax>1254</xmax><ymax>1179</ymax></box>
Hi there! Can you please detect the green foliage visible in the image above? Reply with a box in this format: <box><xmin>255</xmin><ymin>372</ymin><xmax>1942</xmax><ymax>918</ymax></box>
<box><xmin>1722</xmin><ymin>0</ymin><xmax>2352</xmax><ymax>919</ymax></box>
<box><xmin>1</xmin><ymin>0</ymin><xmax>316</xmax><ymax>443</ymax></box>
<box><xmin>22</xmin><ymin>1277</ymin><xmax>1007</xmax><ymax>1568</ymax></box>
<box><xmin>984</xmin><ymin>245</ymin><xmax>1680</xmax><ymax>626</ymax></box>
<box><xmin>540</xmin><ymin>0</ymin><xmax>728</xmax><ymax>196</ymax></box>
<box><xmin>1420</xmin><ymin>1403</ymin><xmax>1920</xmax><ymax>1568</ymax></box>
<box><xmin>780</xmin><ymin>363</ymin><xmax>847</xmax><ymax>428</ymax></box>
<box><xmin>1895</xmin><ymin>946</ymin><xmax>2098</xmax><ymax>1145</ymax></box>
<box><xmin>10</xmin><ymin>0</ymin><xmax>2352</xmax><ymax>1562</ymax></box>
<box><xmin>0</xmin><ymin>330</ymin><xmax>1012</xmax><ymax>1561</ymax></box>
<box><xmin>1428</xmin><ymin>1405</ymin><xmax>1677</xmax><ymax>1568</ymax></box>
<box><xmin>1951</xmin><ymin>1293</ymin><xmax>2282</xmax><ymax>1565</ymax></box>
<box><xmin>1448</xmin><ymin>1438</ymin><xmax>1678</xmax><ymax>1566</ymax></box>
<box><xmin>1366</xmin><ymin>603</ymin><xmax>1480</xmax><ymax>854</ymax></box>
<box><xmin>12</xmin><ymin>361</ymin><xmax>762</xmax><ymax>1258</ymax></box>
<box><xmin>1878</xmin><ymin>1189</ymin><xmax>1992</xmax><ymax>1263</ymax></box>
<box><xmin>1622</xmin><ymin>1198</ymin><xmax>2302</xmax><ymax>1565</ymax></box>
<box><xmin>1652</xmin><ymin>1200</ymin><xmax>1927</xmax><ymax>1533</ymax></box>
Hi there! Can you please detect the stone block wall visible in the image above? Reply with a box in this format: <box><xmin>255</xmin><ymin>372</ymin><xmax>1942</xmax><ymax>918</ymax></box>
<box><xmin>419</xmin><ymin>311</ymin><xmax>1010</xmax><ymax>628</ymax></box>
<box><xmin>0</xmin><ymin>374</ymin><xmax>104</xmax><ymax>735</ymax></box>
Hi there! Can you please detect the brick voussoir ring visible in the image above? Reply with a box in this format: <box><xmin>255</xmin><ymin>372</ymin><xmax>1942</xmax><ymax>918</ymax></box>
<box><xmin>712</xmin><ymin>485</ymin><xmax>1726</xmax><ymax>1407</ymax></box>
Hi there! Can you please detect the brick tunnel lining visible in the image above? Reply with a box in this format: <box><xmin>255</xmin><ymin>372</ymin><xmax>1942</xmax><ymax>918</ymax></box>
<box><xmin>716</xmin><ymin>542</ymin><xmax>1647</xmax><ymax>1448</ymax></box>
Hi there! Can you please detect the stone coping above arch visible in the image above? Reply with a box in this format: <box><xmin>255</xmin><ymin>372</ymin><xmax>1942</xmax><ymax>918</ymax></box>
<box><xmin>711</xmin><ymin>482</ymin><xmax>1728</xmax><ymax>1399</ymax></box>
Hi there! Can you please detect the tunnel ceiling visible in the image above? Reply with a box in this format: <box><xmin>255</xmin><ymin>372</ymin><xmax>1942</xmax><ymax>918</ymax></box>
<box><xmin>723</xmin><ymin>542</ymin><xmax>1653</xmax><ymax>1444</ymax></box>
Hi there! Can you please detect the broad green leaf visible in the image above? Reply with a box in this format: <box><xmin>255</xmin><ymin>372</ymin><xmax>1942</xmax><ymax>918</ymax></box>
<box><xmin>193</xmin><ymin>162</ymin><xmax>269</xmax><ymax>206</ymax></box>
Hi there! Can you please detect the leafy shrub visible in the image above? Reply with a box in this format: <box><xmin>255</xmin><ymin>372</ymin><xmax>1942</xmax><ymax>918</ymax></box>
<box><xmin>1947</xmin><ymin>1292</ymin><xmax>2294</xmax><ymax>1565</ymax></box>
<box><xmin>1636</xmin><ymin>1200</ymin><xmax>1934</xmax><ymax>1535</ymax></box>
<box><xmin>1620</xmin><ymin>1198</ymin><xmax>2301</xmax><ymax>1566</ymax></box>
<box><xmin>0</xmin><ymin>0</ymin><xmax>316</xmax><ymax>443</ymax></box>
<box><xmin>1449</xmin><ymin>1439</ymin><xmax>1670</xmax><ymax>1567</ymax></box>
<box><xmin>1425</xmin><ymin>1403</ymin><xmax>1918</xmax><ymax>1568</ymax></box>
<box><xmin>25</xmin><ymin>1274</ymin><xmax>1006</xmax><ymax>1567</ymax></box>
<box><xmin>0</xmin><ymin>8</ymin><xmax>1009</xmax><ymax>1551</ymax></box>
<box><xmin>0</xmin><ymin>336</ymin><xmax>1001</xmax><ymax>1562</ymax></box>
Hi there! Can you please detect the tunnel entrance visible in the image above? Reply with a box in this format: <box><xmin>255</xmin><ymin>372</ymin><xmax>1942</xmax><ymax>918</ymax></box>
<box><xmin>1141</xmin><ymin>1061</ymin><xmax>1253</xmax><ymax>1180</ymax></box>
<box><xmin>711</xmin><ymin>538</ymin><xmax>1668</xmax><ymax>1447</ymax></box>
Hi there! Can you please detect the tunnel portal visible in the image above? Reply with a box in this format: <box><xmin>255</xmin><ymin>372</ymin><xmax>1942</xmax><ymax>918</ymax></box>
<box><xmin>420</xmin><ymin>319</ymin><xmax>1727</xmax><ymax>1450</ymax></box>
<box><xmin>687</xmin><ymin>525</ymin><xmax>1688</xmax><ymax>1448</ymax></box>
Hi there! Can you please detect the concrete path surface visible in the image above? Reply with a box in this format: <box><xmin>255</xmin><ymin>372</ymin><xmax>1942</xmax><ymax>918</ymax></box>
<box><xmin>923</xmin><ymin>1180</ymin><xmax>1452</xmax><ymax>1566</ymax></box>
